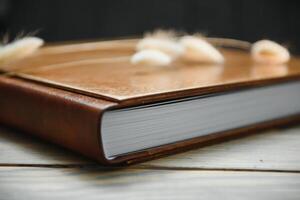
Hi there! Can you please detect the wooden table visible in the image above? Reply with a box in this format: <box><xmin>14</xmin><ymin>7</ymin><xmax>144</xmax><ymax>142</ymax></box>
<box><xmin>0</xmin><ymin>124</ymin><xmax>300</xmax><ymax>200</ymax></box>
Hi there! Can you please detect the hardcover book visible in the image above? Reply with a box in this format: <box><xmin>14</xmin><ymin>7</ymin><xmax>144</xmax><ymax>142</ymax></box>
<box><xmin>1</xmin><ymin>39</ymin><xmax>300</xmax><ymax>165</ymax></box>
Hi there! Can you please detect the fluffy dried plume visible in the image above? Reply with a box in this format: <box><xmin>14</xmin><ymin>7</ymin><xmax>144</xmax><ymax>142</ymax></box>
<box><xmin>136</xmin><ymin>30</ymin><xmax>184</xmax><ymax>59</ymax></box>
<box><xmin>179</xmin><ymin>35</ymin><xmax>224</xmax><ymax>64</ymax></box>
<box><xmin>251</xmin><ymin>40</ymin><xmax>290</xmax><ymax>65</ymax></box>
<box><xmin>131</xmin><ymin>49</ymin><xmax>172</xmax><ymax>67</ymax></box>
<box><xmin>0</xmin><ymin>36</ymin><xmax>44</xmax><ymax>66</ymax></box>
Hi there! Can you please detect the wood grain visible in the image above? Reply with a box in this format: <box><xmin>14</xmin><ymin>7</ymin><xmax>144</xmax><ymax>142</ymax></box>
<box><xmin>0</xmin><ymin>167</ymin><xmax>299</xmax><ymax>200</ymax></box>
<box><xmin>1</xmin><ymin>124</ymin><xmax>300</xmax><ymax>200</ymax></box>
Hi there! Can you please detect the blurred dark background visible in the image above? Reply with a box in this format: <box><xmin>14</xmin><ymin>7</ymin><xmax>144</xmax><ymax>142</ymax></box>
<box><xmin>0</xmin><ymin>0</ymin><xmax>300</xmax><ymax>53</ymax></box>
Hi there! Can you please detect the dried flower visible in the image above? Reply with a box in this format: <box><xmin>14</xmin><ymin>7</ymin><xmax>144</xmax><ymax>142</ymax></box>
<box><xmin>179</xmin><ymin>35</ymin><xmax>224</xmax><ymax>64</ymax></box>
<box><xmin>0</xmin><ymin>37</ymin><xmax>44</xmax><ymax>66</ymax></box>
<box><xmin>136</xmin><ymin>30</ymin><xmax>184</xmax><ymax>59</ymax></box>
<box><xmin>131</xmin><ymin>49</ymin><xmax>172</xmax><ymax>66</ymax></box>
<box><xmin>251</xmin><ymin>40</ymin><xmax>290</xmax><ymax>65</ymax></box>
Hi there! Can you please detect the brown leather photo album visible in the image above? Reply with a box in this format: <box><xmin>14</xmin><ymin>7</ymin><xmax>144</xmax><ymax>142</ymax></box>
<box><xmin>1</xmin><ymin>39</ymin><xmax>300</xmax><ymax>165</ymax></box>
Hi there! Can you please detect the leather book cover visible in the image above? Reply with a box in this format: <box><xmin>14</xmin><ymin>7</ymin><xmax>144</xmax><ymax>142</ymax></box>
<box><xmin>1</xmin><ymin>39</ymin><xmax>300</xmax><ymax>165</ymax></box>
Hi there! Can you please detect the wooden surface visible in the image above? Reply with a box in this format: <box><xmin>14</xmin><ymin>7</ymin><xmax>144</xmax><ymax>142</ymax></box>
<box><xmin>1</xmin><ymin>124</ymin><xmax>300</xmax><ymax>199</ymax></box>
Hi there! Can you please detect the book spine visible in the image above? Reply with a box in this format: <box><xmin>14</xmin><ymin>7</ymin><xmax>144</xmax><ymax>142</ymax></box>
<box><xmin>0</xmin><ymin>76</ymin><xmax>116</xmax><ymax>164</ymax></box>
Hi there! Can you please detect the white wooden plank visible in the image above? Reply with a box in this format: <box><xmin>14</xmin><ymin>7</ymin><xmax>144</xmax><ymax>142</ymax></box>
<box><xmin>144</xmin><ymin>126</ymin><xmax>300</xmax><ymax>171</ymax></box>
<box><xmin>0</xmin><ymin>167</ymin><xmax>299</xmax><ymax>200</ymax></box>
